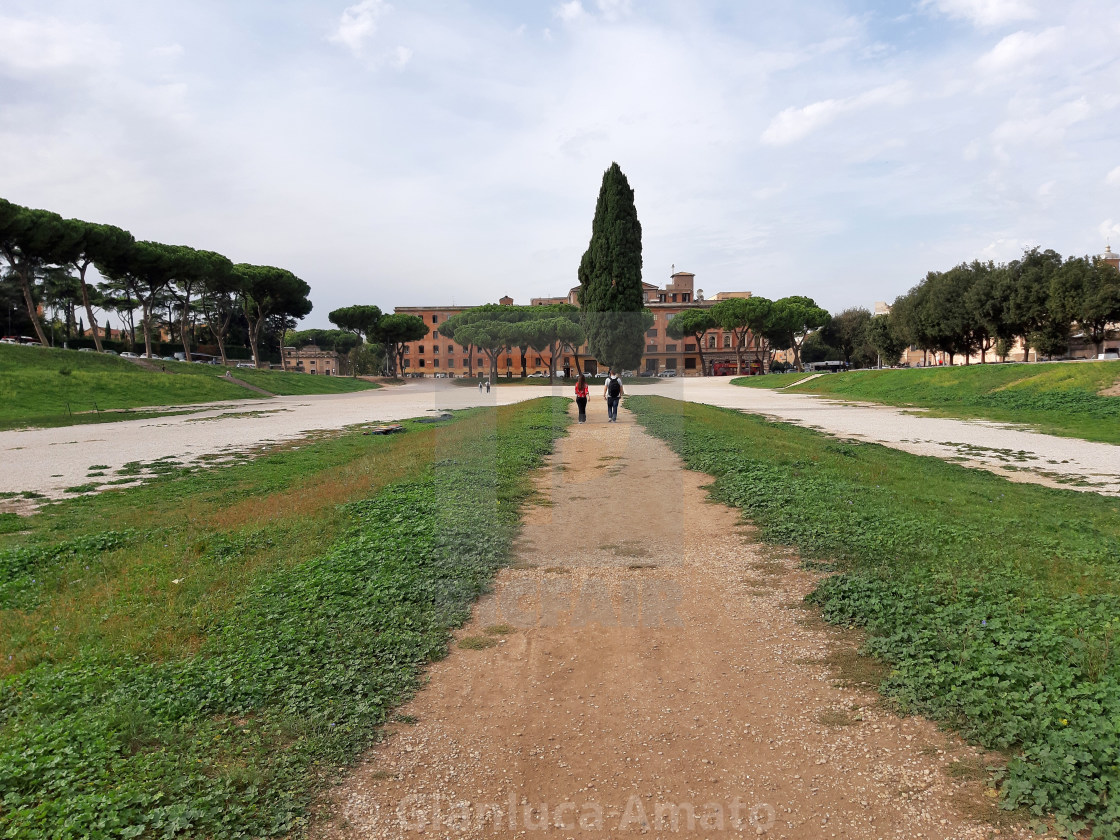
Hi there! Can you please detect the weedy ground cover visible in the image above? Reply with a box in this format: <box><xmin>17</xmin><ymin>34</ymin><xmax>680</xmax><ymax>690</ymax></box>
<box><xmin>628</xmin><ymin>395</ymin><xmax>1120</xmax><ymax>838</ymax></box>
<box><xmin>0</xmin><ymin>344</ymin><xmax>379</xmax><ymax>429</ymax></box>
<box><xmin>733</xmin><ymin>361</ymin><xmax>1120</xmax><ymax>444</ymax></box>
<box><xmin>0</xmin><ymin>398</ymin><xmax>569</xmax><ymax>838</ymax></box>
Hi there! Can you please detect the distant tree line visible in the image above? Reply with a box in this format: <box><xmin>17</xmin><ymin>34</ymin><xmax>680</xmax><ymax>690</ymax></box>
<box><xmin>809</xmin><ymin>248</ymin><xmax>1120</xmax><ymax>369</ymax></box>
<box><xmin>0</xmin><ymin>197</ymin><xmax>312</xmax><ymax>366</ymax></box>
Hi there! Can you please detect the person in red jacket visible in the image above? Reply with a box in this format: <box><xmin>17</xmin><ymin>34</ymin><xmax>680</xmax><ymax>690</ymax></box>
<box><xmin>574</xmin><ymin>373</ymin><xmax>589</xmax><ymax>423</ymax></box>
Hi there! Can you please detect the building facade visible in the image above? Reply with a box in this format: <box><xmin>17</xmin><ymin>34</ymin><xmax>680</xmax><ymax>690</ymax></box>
<box><xmin>396</xmin><ymin>271</ymin><xmax>761</xmax><ymax>377</ymax></box>
<box><xmin>281</xmin><ymin>344</ymin><xmax>340</xmax><ymax>375</ymax></box>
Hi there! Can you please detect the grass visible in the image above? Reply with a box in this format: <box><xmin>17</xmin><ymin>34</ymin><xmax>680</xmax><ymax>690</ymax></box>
<box><xmin>628</xmin><ymin>395</ymin><xmax>1120</xmax><ymax>838</ymax></box>
<box><xmin>0</xmin><ymin>344</ymin><xmax>379</xmax><ymax>429</ymax></box>
<box><xmin>0</xmin><ymin>397</ymin><xmax>570</xmax><ymax>838</ymax></box>
<box><xmin>733</xmin><ymin>361</ymin><xmax>1120</xmax><ymax>444</ymax></box>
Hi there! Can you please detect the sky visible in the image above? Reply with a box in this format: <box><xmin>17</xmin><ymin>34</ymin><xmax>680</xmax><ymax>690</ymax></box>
<box><xmin>1</xmin><ymin>0</ymin><xmax>1118</xmax><ymax>328</ymax></box>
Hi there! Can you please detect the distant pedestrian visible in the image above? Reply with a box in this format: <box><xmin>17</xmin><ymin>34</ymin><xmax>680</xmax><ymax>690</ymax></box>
<box><xmin>604</xmin><ymin>369</ymin><xmax>623</xmax><ymax>422</ymax></box>
<box><xmin>574</xmin><ymin>373</ymin><xmax>589</xmax><ymax>423</ymax></box>
<box><xmin>479</xmin><ymin>379</ymin><xmax>484</xmax><ymax>393</ymax></box>
<box><xmin>485</xmin><ymin>379</ymin><xmax>491</xmax><ymax>394</ymax></box>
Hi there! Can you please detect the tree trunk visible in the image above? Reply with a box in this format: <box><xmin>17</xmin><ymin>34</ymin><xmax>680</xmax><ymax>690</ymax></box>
<box><xmin>140</xmin><ymin>301</ymin><xmax>154</xmax><ymax>359</ymax></box>
<box><xmin>694</xmin><ymin>331</ymin><xmax>707</xmax><ymax>376</ymax></box>
<box><xmin>76</xmin><ymin>263</ymin><xmax>104</xmax><ymax>352</ymax></box>
<box><xmin>16</xmin><ymin>269</ymin><xmax>50</xmax><ymax>346</ymax></box>
<box><xmin>180</xmin><ymin>308</ymin><xmax>192</xmax><ymax>362</ymax></box>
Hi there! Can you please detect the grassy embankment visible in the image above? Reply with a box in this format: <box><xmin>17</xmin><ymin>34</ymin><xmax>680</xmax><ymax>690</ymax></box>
<box><xmin>0</xmin><ymin>398</ymin><xmax>569</xmax><ymax>838</ymax></box>
<box><xmin>628</xmin><ymin>395</ymin><xmax>1120</xmax><ymax>838</ymax></box>
<box><xmin>733</xmin><ymin>361</ymin><xmax>1120</xmax><ymax>444</ymax></box>
<box><xmin>0</xmin><ymin>344</ymin><xmax>380</xmax><ymax>430</ymax></box>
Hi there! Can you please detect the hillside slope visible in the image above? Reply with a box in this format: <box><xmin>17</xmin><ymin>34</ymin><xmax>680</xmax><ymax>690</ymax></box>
<box><xmin>735</xmin><ymin>361</ymin><xmax>1120</xmax><ymax>444</ymax></box>
<box><xmin>0</xmin><ymin>344</ymin><xmax>379</xmax><ymax>429</ymax></box>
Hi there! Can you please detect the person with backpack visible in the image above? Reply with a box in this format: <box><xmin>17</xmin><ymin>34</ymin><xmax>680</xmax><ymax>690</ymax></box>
<box><xmin>603</xmin><ymin>370</ymin><xmax>623</xmax><ymax>422</ymax></box>
<box><xmin>574</xmin><ymin>373</ymin><xmax>589</xmax><ymax>423</ymax></box>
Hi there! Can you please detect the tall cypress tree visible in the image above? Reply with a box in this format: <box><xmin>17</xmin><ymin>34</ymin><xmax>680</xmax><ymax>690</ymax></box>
<box><xmin>577</xmin><ymin>162</ymin><xmax>645</xmax><ymax>371</ymax></box>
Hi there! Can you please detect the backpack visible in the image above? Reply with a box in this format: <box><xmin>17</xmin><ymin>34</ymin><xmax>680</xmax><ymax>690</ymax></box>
<box><xmin>608</xmin><ymin>377</ymin><xmax>622</xmax><ymax>397</ymax></box>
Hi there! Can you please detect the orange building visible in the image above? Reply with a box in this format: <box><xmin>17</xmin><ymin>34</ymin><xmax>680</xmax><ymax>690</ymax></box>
<box><xmin>396</xmin><ymin>271</ymin><xmax>758</xmax><ymax>377</ymax></box>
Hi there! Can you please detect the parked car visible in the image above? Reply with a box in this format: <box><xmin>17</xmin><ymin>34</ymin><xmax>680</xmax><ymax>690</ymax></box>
<box><xmin>657</xmin><ymin>369</ymin><xmax>677</xmax><ymax>377</ymax></box>
<box><xmin>639</xmin><ymin>370</ymin><xmax>654</xmax><ymax>377</ymax></box>
<box><xmin>120</xmin><ymin>351</ymin><xmax>139</xmax><ymax>358</ymax></box>
<box><xmin>434</xmin><ymin>372</ymin><xmax>447</xmax><ymax>378</ymax></box>
<box><xmin>0</xmin><ymin>337</ymin><xmax>18</xmax><ymax>345</ymax></box>
<box><xmin>1098</xmin><ymin>350</ymin><xmax>1119</xmax><ymax>360</ymax></box>
<box><xmin>527</xmin><ymin>372</ymin><xmax>546</xmax><ymax>378</ymax></box>
<box><xmin>236</xmin><ymin>362</ymin><xmax>256</xmax><ymax>369</ymax></box>
<box><xmin>101</xmin><ymin>350</ymin><xmax>118</xmax><ymax>355</ymax></box>
<box><xmin>78</xmin><ymin>347</ymin><xmax>95</xmax><ymax>353</ymax></box>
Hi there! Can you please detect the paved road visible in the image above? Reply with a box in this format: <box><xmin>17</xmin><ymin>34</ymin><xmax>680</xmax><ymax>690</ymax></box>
<box><xmin>2</xmin><ymin>377</ymin><xmax>1117</xmax><ymax>504</ymax></box>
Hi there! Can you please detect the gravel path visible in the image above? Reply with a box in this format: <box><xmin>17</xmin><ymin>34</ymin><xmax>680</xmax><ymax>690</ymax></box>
<box><xmin>312</xmin><ymin>403</ymin><xmax>1042</xmax><ymax>839</ymax></box>
<box><xmin>2</xmin><ymin>377</ymin><xmax>1117</xmax><ymax>508</ymax></box>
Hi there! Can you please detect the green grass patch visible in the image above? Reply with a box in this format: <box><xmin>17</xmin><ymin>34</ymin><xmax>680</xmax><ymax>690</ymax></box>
<box><xmin>628</xmin><ymin>395</ymin><xmax>1120</xmax><ymax>837</ymax></box>
<box><xmin>733</xmin><ymin>361</ymin><xmax>1120</xmax><ymax>444</ymax></box>
<box><xmin>0</xmin><ymin>344</ymin><xmax>378</xmax><ymax>429</ymax></box>
<box><xmin>0</xmin><ymin>398</ymin><xmax>570</xmax><ymax>838</ymax></box>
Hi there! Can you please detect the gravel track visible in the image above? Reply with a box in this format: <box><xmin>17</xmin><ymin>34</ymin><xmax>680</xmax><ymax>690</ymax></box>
<box><xmin>2</xmin><ymin>378</ymin><xmax>1117</xmax><ymax>509</ymax></box>
<box><xmin>313</xmin><ymin>403</ymin><xmax>1044</xmax><ymax>839</ymax></box>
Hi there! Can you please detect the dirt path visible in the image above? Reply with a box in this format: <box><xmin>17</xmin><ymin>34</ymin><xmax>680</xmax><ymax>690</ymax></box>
<box><xmin>314</xmin><ymin>404</ymin><xmax>1037</xmax><ymax>839</ymax></box>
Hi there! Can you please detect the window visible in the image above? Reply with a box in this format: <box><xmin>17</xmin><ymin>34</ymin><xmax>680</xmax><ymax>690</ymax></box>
<box><xmin>647</xmin><ymin>329</ymin><xmax>658</xmax><ymax>337</ymax></box>
<box><xmin>403</xmin><ymin>346</ymin><xmax>410</xmax><ymax>354</ymax></box>
<box><xmin>665</xmin><ymin>344</ymin><xmax>677</xmax><ymax>352</ymax></box>
<box><xmin>707</xmin><ymin>336</ymin><xmax>716</xmax><ymax>349</ymax></box>
<box><xmin>447</xmin><ymin>345</ymin><xmax>454</xmax><ymax>353</ymax></box>
<box><xmin>419</xmin><ymin>359</ymin><xmax>426</xmax><ymax>367</ymax></box>
<box><xmin>645</xmin><ymin>359</ymin><xmax>657</xmax><ymax>371</ymax></box>
<box><xmin>535</xmin><ymin>357</ymin><xmax>542</xmax><ymax>366</ymax></box>
<box><xmin>685</xmin><ymin>357</ymin><xmax>697</xmax><ymax>369</ymax></box>
<box><xmin>723</xmin><ymin>335</ymin><xmax>732</xmax><ymax>348</ymax></box>
<box><xmin>434</xmin><ymin>359</ymin><xmax>440</xmax><ymax>367</ymax></box>
<box><xmin>685</xmin><ymin>343</ymin><xmax>696</xmax><ymax>352</ymax></box>
<box><xmin>665</xmin><ymin>359</ymin><xmax>677</xmax><ymax>369</ymax></box>
<box><xmin>431</xmin><ymin>314</ymin><xmax>438</xmax><ymax>324</ymax></box>
<box><xmin>682</xmin><ymin>293</ymin><xmax>691</xmax><ymax>302</ymax></box>
<box><xmin>419</xmin><ymin>345</ymin><xmax>425</xmax><ymax>353</ymax></box>
<box><xmin>646</xmin><ymin>344</ymin><xmax>658</xmax><ymax>353</ymax></box>
<box><xmin>433</xmin><ymin>345</ymin><xmax>439</xmax><ymax>353</ymax></box>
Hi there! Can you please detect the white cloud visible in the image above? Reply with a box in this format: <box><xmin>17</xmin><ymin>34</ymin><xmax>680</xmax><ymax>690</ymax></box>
<box><xmin>760</xmin><ymin>81</ymin><xmax>910</xmax><ymax>146</ymax></box>
<box><xmin>390</xmin><ymin>45</ymin><xmax>413</xmax><ymax>69</ymax></box>
<box><xmin>1099</xmin><ymin>219</ymin><xmax>1120</xmax><ymax>243</ymax></box>
<box><xmin>976</xmin><ymin>27</ymin><xmax>1063</xmax><ymax>74</ymax></box>
<box><xmin>330</xmin><ymin>0</ymin><xmax>391</xmax><ymax>56</ymax></box>
<box><xmin>0</xmin><ymin>16</ymin><xmax>120</xmax><ymax>75</ymax></box>
<box><xmin>924</xmin><ymin>0</ymin><xmax>1037</xmax><ymax>28</ymax></box>
<box><xmin>990</xmin><ymin>97</ymin><xmax>1091</xmax><ymax>150</ymax></box>
<box><xmin>595</xmin><ymin>0</ymin><xmax>633</xmax><ymax>21</ymax></box>
<box><xmin>1106</xmin><ymin>166</ymin><xmax>1120</xmax><ymax>186</ymax></box>
<box><xmin>556</xmin><ymin>2</ymin><xmax>586</xmax><ymax>24</ymax></box>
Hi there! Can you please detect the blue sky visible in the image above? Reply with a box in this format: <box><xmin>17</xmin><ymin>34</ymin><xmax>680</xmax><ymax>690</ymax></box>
<box><xmin>2</xmin><ymin>0</ymin><xmax>1118</xmax><ymax>327</ymax></box>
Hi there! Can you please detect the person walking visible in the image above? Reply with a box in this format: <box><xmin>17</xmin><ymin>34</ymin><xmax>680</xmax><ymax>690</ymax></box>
<box><xmin>604</xmin><ymin>369</ymin><xmax>623</xmax><ymax>422</ymax></box>
<box><xmin>485</xmin><ymin>378</ymin><xmax>491</xmax><ymax>394</ymax></box>
<box><xmin>574</xmin><ymin>373</ymin><xmax>589</xmax><ymax>423</ymax></box>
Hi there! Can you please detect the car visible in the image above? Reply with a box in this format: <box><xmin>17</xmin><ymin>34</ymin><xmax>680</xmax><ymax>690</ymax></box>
<box><xmin>657</xmin><ymin>369</ymin><xmax>677</xmax><ymax>377</ymax></box>
<box><xmin>120</xmin><ymin>351</ymin><xmax>139</xmax><ymax>358</ymax></box>
<box><xmin>236</xmin><ymin>362</ymin><xmax>256</xmax><ymax>369</ymax></box>
<box><xmin>0</xmin><ymin>337</ymin><xmax>18</xmax><ymax>344</ymax></box>
<box><xmin>163</xmin><ymin>356</ymin><xmax>179</xmax><ymax>361</ymax></box>
<box><xmin>639</xmin><ymin>370</ymin><xmax>654</xmax><ymax>377</ymax></box>
<box><xmin>527</xmin><ymin>372</ymin><xmax>547</xmax><ymax>378</ymax></box>
<box><xmin>78</xmin><ymin>347</ymin><xmax>95</xmax><ymax>353</ymax></box>
<box><xmin>434</xmin><ymin>372</ymin><xmax>447</xmax><ymax>378</ymax></box>
<box><xmin>1098</xmin><ymin>350</ymin><xmax>1119</xmax><ymax>360</ymax></box>
<box><xmin>101</xmin><ymin>350</ymin><xmax>118</xmax><ymax>355</ymax></box>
